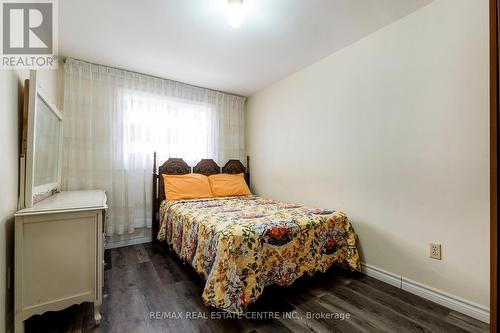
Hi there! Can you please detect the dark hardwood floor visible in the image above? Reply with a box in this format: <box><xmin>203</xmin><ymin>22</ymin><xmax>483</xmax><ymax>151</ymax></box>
<box><xmin>25</xmin><ymin>244</ymin><xmax>489</xmax><ymax>333</ymax></box>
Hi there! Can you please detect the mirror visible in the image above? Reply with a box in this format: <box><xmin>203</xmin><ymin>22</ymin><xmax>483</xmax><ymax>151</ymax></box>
<box><xmin>33</xmin><ymin>96</ymin><xmax>61</xmax><ymax>186</ymax></box>
<box><xmin>21</xmin><ymin>70</ymin><xmax>63</xmax><ymax>208</ymax></box>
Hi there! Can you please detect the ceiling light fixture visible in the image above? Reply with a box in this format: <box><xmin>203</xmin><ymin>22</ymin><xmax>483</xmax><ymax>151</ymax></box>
<box><xmin>226</xmin><ymin>0</ymin><xmax>245</xmax><ymax>28</ymax></box>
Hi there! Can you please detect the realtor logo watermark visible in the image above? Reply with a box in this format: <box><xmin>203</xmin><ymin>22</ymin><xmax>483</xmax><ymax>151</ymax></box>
<box><xmin>1</xmin><ymin>0</ymin><xmax>58</xmax><ymax>68</ymax></box>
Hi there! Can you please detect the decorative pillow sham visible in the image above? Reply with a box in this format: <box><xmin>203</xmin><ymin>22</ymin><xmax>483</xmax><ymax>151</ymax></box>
<box><xmin>208</xmin><ymin>173</ymin><xmax>251</xmax><ymax>197</ymax></box>
<box><xmin>162</xmin><ymin>173</ymin><xmax>213</xmax><ymax>200</ymax></box>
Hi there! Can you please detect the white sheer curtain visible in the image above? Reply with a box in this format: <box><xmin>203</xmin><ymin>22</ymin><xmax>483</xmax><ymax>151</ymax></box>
<box><xmin>62</xmin><ymin>58</ymin><xmax>246</xmax><ymax>236</ymax></box>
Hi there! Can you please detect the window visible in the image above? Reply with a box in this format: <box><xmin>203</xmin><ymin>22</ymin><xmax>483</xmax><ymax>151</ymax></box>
<box><xmin>121</xmin><ymin>90</ymin><xmax>215</xmax><ymax>165</ymax></box>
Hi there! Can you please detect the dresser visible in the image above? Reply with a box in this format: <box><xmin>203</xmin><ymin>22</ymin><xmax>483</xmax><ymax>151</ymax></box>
<box><xmin>14</xmin><ymin>190</ymin><xmax>107</xmax><ymax>333</ymax></box>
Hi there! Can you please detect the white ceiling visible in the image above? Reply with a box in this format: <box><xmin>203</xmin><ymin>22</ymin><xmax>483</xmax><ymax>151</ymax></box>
<box><xmin>60</xmin><ymin>0</ymin><xmax>433</xmax><ymax>96</ymax></box>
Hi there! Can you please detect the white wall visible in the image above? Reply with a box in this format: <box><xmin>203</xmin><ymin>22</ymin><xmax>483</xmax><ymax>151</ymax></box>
<box><xmin>246</xmin><ymin>0</ymin><xmax>490</xmax><ymax>308</ymax></box>
<box><xmin>0</xmin><ymin>68</ymin><xmax>60</xmax><ymax>332</ymax></box>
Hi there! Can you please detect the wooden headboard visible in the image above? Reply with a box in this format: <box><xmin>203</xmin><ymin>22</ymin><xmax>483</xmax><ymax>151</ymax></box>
<box><xmin>151</xmin><ymin>153</ymin><xmax>249</xmax><ymax>242</ymax></box>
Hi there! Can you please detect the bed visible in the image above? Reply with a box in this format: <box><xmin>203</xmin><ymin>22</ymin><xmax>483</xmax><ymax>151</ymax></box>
<box><xmin>152</xmin><ymin>155</ymin><xmax>360</xmax><ymax>313</ymax></box>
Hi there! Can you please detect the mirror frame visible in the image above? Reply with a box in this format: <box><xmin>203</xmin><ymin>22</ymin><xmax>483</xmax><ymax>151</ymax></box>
<box><xmin>23</xmin><ymin>70</ymin><xmax>63</xmax><ymax>207</ymax></box>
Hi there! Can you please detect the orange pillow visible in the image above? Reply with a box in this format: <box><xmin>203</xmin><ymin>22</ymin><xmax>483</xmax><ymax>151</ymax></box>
<box><xmin>162</xmin><ymin>173</ymin><xmax>213</xmax><ymax>200</ymax></box>
<box><xmin>208</xmin><ymin>173</ymin><xmax>251</xmax><ymax>197</ymax></box>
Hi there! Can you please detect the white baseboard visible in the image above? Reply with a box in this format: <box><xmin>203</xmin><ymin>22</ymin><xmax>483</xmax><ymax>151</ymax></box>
<box><xmin>361</xmin><ymin>263</ymin><xmax>402</xmax><ymax>288</ymax></box>
<box><xmin>105</xmin><ymin>235</ymin><xmax>151</xmax><ymax>249</ymax></box>
<box><xmin>402</xmin><ymin>277</ymin><xmax>490</xmax><ymax>323</ymax></box>
<box><xmin>360</xmin><ymin>263</ymin><xmax>489</xmax><ymax>323</ymax></box>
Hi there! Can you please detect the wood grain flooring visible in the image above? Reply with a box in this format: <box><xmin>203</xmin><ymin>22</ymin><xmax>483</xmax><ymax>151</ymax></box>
<box><xmin>25</xmin><ymin>244</ymin><xmax>489</xmax><ymax>333</ymax></box>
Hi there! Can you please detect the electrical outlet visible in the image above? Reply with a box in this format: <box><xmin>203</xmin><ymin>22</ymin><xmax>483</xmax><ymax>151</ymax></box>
<box><xmin>429</xmin><ymin>243</ymin><xmax>442</xmax><ymax>260</ymax></box>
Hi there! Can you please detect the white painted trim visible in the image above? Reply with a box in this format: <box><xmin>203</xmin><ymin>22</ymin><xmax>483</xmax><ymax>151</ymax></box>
<box><xmin>361</xmin><ymin>263</ymin><xmax>489</xmax><ymax>323</ymax></box>
<box><xmin>105</xmin><ymin>236</ymin><xmax>152</xmax><ymax>249</ymax></box>
<box><xmin>402</xmin><ymin>277</ymin><xmax>490</xmax><ymax>323</ymax></box>
<box><xmin>361</xmin><ymin>263</ymin><xmax>402</xmax><ymax>288</ymax></box>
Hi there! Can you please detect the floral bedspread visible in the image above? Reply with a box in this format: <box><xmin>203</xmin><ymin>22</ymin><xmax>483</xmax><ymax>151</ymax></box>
<box><xmin>158</xmin><ymin>195</ymin><xmax>360</xmax><ymax>313</ymax></box>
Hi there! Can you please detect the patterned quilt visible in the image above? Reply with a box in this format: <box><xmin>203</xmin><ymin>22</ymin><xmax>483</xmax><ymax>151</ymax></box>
<box><xmin>158</xmin><ymin>195</ymin><xmax>360</xmax><ymax>313</ymax></box>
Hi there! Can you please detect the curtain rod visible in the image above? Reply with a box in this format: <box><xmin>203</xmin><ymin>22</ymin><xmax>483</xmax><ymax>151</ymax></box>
<box><xmin>62</xmin><ymin>56</ymin><xmax>247</xmax><ymax>99</ymax></box>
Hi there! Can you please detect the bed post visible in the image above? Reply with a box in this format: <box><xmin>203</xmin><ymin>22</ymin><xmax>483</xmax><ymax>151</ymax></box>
<box><xmin>246</xmin><ymin>155</ymin><xmax>250</xmax><ymax>187</ymax></box>
<box><xmin>152</xmin><ymin>152</ymin><xmax>158</xmax><ymax>243</ymax></box>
